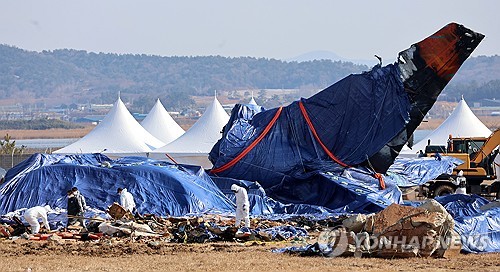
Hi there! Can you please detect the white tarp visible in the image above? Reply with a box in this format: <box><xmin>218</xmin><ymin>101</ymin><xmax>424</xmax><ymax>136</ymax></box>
<box><xmin>401</xmin><ymin>98</ymin><xmax>491</xmax><ymax>155</ymax></box>
<box><xmin>141</xmin><ymin>99</ymin><xmax>184</xmax><ymax>145</ymax></box>
<box><xmin>150</xmin><ymin>97</ymin><xmax>229</xmax><ymax>168</ymax></box>
<box><xmin>54</xmin><ymin>98</ymin><xmax>165</xmax><ymax>156</ymax></box>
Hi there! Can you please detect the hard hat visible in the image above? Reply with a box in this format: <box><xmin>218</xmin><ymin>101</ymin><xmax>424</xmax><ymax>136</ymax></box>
<box><xmin>231</xmin><ymin>184</ymin><xmax>239</xmax><ymax>192</ymax></box>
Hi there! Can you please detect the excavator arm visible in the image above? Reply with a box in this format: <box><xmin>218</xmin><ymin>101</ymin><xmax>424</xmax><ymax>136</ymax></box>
<box><xmin>472</xmin><ymin>129</ymin><xmax>500</xmax><ymax>164</ymax></box>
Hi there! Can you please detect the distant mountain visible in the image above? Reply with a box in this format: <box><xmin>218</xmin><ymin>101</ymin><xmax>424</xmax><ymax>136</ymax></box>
<box><xmin>0</xmin><ymin>44</ymin><xmax>498</xmax><ymax>111</ymax></box>
<box><xmin>449</xmin><ymin>55</ymin><xmax>500</xmax><ymax>84</ymax></box>
<box><xmin>0</xmin><ymin>44</ymin><xmax>367</xmax><ymax>109</ymax></box>
<box><xmin>288</xmin><ymin>50</ymin><xmax>379</xmax><ymax>66</ymax></box>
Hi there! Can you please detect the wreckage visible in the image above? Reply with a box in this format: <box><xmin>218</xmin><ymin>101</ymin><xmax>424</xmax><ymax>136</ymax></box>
<box><xmin>0</xmin><ymin>23</ymin><xmax>485</xmax><ymax>216</ymax></box>
<box><xmin>1</xmin><ymin>23</ymin><xmax>498</xmax><ymax>256</ymax></box>
<box><xmin>207</xmin><ymin>22</ymin><xmax>484</xmax><ymax>211</ymax></box>
<box><xmin>209</xmin><ymin>22</ymin><xmax>483</xmax><ymax>194</ymax></box>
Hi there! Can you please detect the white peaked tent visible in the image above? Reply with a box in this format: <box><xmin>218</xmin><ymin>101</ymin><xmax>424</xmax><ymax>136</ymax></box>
<box><xmin>54</xmin><ymin>98</ymin><xmax>165</xmax><ymax>157</ymax></box>
<box><xmin>248</xmin><ymin>96</ymin><xmax>258</xmax><ymax>105</ymax></box>
<box><xmin>141</xmin><ymin>99</ymin><xmax>184</xmax><ymax>145</ymax></box>
<box><xmin>150</xmin><ymin>97</ymin><xmax>230</xmax><ymax>168</ymax></box>
<box><xmin>402</xmin><ymin>97</ymin><xmax>491</xmax><ymax>155</ymax></box>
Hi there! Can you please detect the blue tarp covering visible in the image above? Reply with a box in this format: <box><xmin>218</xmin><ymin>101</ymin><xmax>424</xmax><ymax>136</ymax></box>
<box><xmin>435</xmin><ymin>194</ymin><xmax>490</xmax><ymax>218</ymax></box>
<box><xmin>1</xmin><ymin>153</ymin><xmax>405</xmax><ymax>218</ymax></box>
<box><xmin>258</xmin><ymin>225</ymin><xmax>308</xmax><ymax>240</ymax></box>
<box><xmin>436</xmin><ymin>195</ymin><xmax>500</xmax><ymax>253</ymax></box>
<box><xmin>210</xmin><ymin>64</ymin><xmax>410</xmax><ymax>186</ymax></box>
<box><xmin>0</xmin><ymin>153</ymin><xmax>235</xmax><ymax>216</ymax></box>
<box><xmin>213</xmin><ymin>169</ymin><xmax>402</xmax><ymax>215</ymax></box>
<box><xmin>209</xmin><ymin>64</ymin><xmax>410</xmax><ymax>213</ymax></box>
<box><xmin>213</xmin><ymin>177</ymin><xmax>345</xmax><ymax>216</ymax></box>
<box><xmin>386</xmin><ymin>156</ymin><xmax>463</xmax><ymax>188</ymax></box>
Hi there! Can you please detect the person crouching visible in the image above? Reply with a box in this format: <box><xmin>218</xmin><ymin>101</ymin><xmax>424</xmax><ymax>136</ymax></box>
<box><xmin>23</xmin><ymin>205</ymin><xmax>51</xmax><ymax>234</ymax></box>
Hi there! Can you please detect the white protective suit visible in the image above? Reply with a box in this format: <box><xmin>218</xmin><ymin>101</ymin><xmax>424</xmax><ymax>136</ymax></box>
<box><xmin>455</xmin><ymin>170</ymin><xmax>467</xmax><ymax>195</ymax></box>
<box><xmin>231</xmin><ymin>184</ymin><xmax>250</xmax><ymax>227</ymax></box>
<box><xmin>23</xmin><ymin>205</ymin><xmax>51</xmax><ymax>234</ymax></box>
<box><xmin>119</xmin><ymin>188</ymin><xmax>136</xmax><ymax>212</ymax></box>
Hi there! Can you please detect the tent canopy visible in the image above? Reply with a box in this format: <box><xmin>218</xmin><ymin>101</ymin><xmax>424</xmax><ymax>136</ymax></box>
<box><xmin>248</xmin><ymin>96</ymin><xmax>258</xmax><ymax>105</ymax></box>
<box><xmin>54</xmin><ymin>98</ymin><xmax>163</xmax><ymax>156</ymax></box>
<box><xmin>54</xmin><ymin>98</ymin><xmax>165</xmax><ymax>156</ymax></box>
<box><xmin>141</xmin><ymin>98</ymin><xmax>184</xmax><ymax>145</ymax></box>
<box><xmin>150</xmin><ymin>97</ymin><xmax>229</xmax><ymax>167</ymax></box>
<box><xmin>404</xmin><ymin>98</ymin><xmax>491</xmax><ymax>154</ymax></box>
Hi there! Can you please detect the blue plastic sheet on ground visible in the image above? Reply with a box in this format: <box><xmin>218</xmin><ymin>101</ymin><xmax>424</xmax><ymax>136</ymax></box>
<box><xmin>213</xmin><ymin>171</ymin><xmax>402</xmax><ymax>215</ymax></box>
<box><xmin>212</xmin><ymin>176</ymin><xmax>340</xmax><ymax>216</ymax></box>
<box><xmin>0</xmin><ymin>153</ymin><xmax>234</xmax><ymax>216</ymax></box>
<box><xmin>258</xmin><ymin>225</ymin><xmax>308</xmax><ymax>240</ymax></box>
<box><xmin>284</xmin><ymin>170</ymin><xmax>402</xmax><ymax>214</ymax></box>
<box><xmin>435</xmin><ymin>194</ymin><xmax>500</xmax><ymax>253</ymax></box>
<box><xmin>1</xmin><ymin>153</ymin><xmax>401</xmax><ymax>219</ymax></box>
<box><xmin>386</xmin><ymin>156</ymin><xmax>463</xmax><ymax>188</ymax></box>
<box><xmin>272</xmin><ymin>242</ymin><xmax>334</xmax><ymax>256</ymax></box>
<box><xmin>435</xmin><ymin>194</ymin><xmax>490</xmax><ymax>218</ymax></box>
<box><xmin>452</xmin><ymin>207</ymin><xmax>500</xmax><ymax>253</ymax></box>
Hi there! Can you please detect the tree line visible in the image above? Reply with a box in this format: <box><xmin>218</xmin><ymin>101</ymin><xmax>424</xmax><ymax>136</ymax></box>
<box><xmin>0</xmin><ymin>119</ymin><xmax>83</xmax><ymax>130</ymax></box>
<box><xmin>0</xmin><ymin>44</ymin><xmax>499</xmax><ymax>112</ymax></box>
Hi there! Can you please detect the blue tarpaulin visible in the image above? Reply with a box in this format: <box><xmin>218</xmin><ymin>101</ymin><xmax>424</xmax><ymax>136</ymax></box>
<box><xmin>213</xmin><ymin>170</ymin><xmax>402</xmax><ymax>215</ymax></box>
<box><xmin>208</xmin><ymin>65</ymin><xmax>410</xmax><ymax>213</ymax></box>
<box><xmin>208</xmin><ymin>23</ymin><xmax>484</xmax><ymax>214</ymax></box>
<box><xmin>436</xmin><ymin>194</ymin><xmax>500</xmax><ymax>253</ymax></box>
<box><xmin>210</xmin><ymin>64</ymin><xmax>410</xmax><ymax>188</ymax></box>
<box><xmin>1</xmin><ymin>153</ymin><xmax>405</xmax><ymax>217</ymax></box>
<box><xmin>386</xmin><ymin>156</ymin><xmax>463</xmax><ymax>188</ymax></box>
<box><xmin>0</xmin><ymin>153</ymin><xmax>235</xmax><ymax>216</ymax></box>
<box><xmin>435</xmin><ymin>194</ymin><xmax>490</xmax><ymax>218</ymax></box>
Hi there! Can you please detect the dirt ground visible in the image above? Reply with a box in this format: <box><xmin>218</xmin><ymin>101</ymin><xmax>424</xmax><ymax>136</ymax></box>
<box><xmin>0</xmin><ymin>239</ymin><xmax>498</xmax><ymax>272</ymax></box>
<box><xmin>0</xmin><ymin>127</ymin><xmax>94</xmax><ymax>140</ymax></box>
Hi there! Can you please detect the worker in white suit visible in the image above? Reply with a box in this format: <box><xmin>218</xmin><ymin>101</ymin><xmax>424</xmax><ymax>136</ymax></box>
<box><xmin>117</xmin><ymin>187</ymin><xmax>136</xmax><ymax>213</ymax></box>
<box><xmin>23</xmin><ymin>205</ymin><xmax>51</xmax><ymax>234</ymax></box>
<box><xmin>454</xmin><ymin>170</ymin><xmax>467</xmax><ymax>194</ymax></box>
<box><xmin>231</xmin><ymin>184</ymin><xmax>250</xmax><ymax>228</ymax></box>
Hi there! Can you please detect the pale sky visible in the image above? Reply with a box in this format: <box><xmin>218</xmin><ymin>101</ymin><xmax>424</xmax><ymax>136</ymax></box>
<box><xmin>1</xmin><ymin>0</ymin><xmax>499</xmax><ymax>61</ymax></box>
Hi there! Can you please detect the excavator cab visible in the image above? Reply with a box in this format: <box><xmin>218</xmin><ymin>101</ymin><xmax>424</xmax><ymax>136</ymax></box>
<box><xmin>422</xmin><ymin>129</ymin><xmax>500</xmax><ymax>199</ymax></box>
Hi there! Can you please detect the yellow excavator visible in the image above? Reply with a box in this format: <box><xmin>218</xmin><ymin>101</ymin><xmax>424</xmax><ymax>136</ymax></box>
<box><xmin>422</xmin><ymin>129</ymin><xmax>500</xmax><ymax>199</ymax></box>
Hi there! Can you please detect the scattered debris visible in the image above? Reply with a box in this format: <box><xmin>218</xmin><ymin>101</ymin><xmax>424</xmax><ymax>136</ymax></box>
<box><xmin>107</xmin><ymin>202</ymin><xmax>134</xmax><ymax>220</ymax></box>
<box><xmin>278</xmin><ymin>200</ymin><xmax>461</xmax><ymax>258</ymax></box>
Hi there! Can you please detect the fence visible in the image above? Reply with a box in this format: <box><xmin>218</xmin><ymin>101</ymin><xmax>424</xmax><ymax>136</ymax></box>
<box><xmin>0</xmin><ymin>154</ymin><xmax>33</xmax><ymax>171</ymax></box>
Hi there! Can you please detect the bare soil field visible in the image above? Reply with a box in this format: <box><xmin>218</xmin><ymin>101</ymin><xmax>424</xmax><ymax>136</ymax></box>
<box><xmin>0</xmin><ymin>127</ymin><xmax>94</xmax><ymax>140</ymax></box>
<box><xmin>2</xmin><ymin>116</ymin><xmax>499</xmax><ymax>141</ymax></box>
<box><xmin>0</xmin><ymin>239</ymin><xmax>498</xmax><ymax>272</ymax></box>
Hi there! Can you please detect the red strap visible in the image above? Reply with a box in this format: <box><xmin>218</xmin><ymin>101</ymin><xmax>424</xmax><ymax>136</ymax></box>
<box><xmin>211</xmin><ymin>107</ymin><xmax>283</xmax><ymax>174</ymax></box>
<box><xmin>165</xmin><ymin>153</ymin><xmax>179</xmax><ymax>164</ymax></box>
<box><xmin>298</xmin><ymin>100</ymin><xmax>349</xmax><ymax>168</ymax></box>
<box><xmin>374</xmin><ymin>173</ymin><xmax>386</xmax><ymax>190</ymax></box>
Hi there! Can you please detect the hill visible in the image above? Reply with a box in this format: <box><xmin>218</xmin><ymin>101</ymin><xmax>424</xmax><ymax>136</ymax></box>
<box><xmin>0</xmin><ymin>45</ymin><xmax>366</xmax><ymax>110</ymax></box>
<box><xmin>0</xmin><ymin>44</ymin><xmax>499</xmax><ymax>112</ymax></box>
